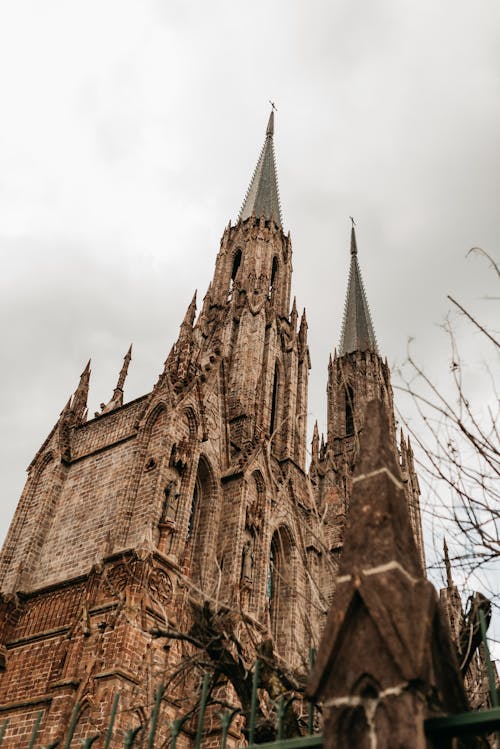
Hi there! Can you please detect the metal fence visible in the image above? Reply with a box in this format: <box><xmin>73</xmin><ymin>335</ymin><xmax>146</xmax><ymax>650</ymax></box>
<box><xmin>0</xmin><ymin>613</ymin><xmax>499</xmax><ymax>748</ymax></box>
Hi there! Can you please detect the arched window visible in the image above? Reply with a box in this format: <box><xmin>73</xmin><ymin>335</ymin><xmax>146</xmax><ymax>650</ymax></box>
<box><xmin>232</xmin><ymin>249</ymin><xmax>242</xmax><ymax>281</ymax></box>
<box><xmin>185</xmin><ymin>457</ymin><xmax>215</xmax><ymax>584</ymax></box>
<box><xmin>269</xmin><ymin>256</ymin><xmax>279</xmax><ymax>298</ymax></box>
<box><xmin>345</xmin><ymin>384</ymin><xmax>355</xmax><ymax>436</ymax></box>
<box><xmin>268</xmin><ymin>527</ymin><xmax>294</xmax><ymax>655</ymax></box>
<box><xmin>270</xmin><ymin>363</ymin><xmax>280</xmax><ymax>436</ymax></box>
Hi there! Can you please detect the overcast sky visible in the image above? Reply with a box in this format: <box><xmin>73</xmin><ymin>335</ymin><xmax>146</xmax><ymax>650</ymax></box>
<box><xmin>1</xmin><ymin>1</ymin><xmax>498</xmax><ymax>618</ymax></box>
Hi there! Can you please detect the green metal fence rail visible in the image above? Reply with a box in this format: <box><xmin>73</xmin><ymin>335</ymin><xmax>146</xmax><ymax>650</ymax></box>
<box><xmin>0</xmin><ymin>636</ymin><xmax>497</xmax><ymax>748</ymax></box>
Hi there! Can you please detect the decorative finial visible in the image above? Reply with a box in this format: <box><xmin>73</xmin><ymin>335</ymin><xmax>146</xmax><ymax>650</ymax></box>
<box><xmin>71</xmin><ymin>358</ymin><xmax>91</xmax><ymax>424</ymax></box>
<box><xmin>350</xmin><ymin>219</ymin><xmax>358</xmax><ymax>255</ymax></box>
<box><xmin>266</xmin><ymin>110</ymin><xmax>275</xmax><ymax>137</ymax></box>
<box><xmin>269</xmin><ymin>100</ymin><xmax>278</xmax><ymax>112</ymax></box>
<box><xmin>183</xmin><ymin>291</ymin><xmax>197</xmax><ymax>326</ymax></box>
<box><xmin>443</xmin><ymin>537</ymin><xmax>453</xmax><ymax>589</ymax></box>
<box><xmin>115</xmin><ymin>344</ymin><xmax>132</xmax><ymax>393</ymax></box>
<box><xmin>96</xmin><ymin>345</ymin><xmax>133</xmax><ymax>417</ymax></box>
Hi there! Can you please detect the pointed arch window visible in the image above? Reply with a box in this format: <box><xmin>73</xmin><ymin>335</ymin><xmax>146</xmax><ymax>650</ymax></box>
<box><xmin>345</xmin><ymin>384</ymin><xmax>355</xmax><ymax>436</ymax></box>
<box><xmin>268</xmin><ymin>528</ymin><xmax>293</xmax><ymax>655</ymax></box>
<box><xmin>185</xmin><ymin>457</ymin><xmax>215</xmax><ymax>585</ymax></box>
<box><xmin>270</xmin><ymin>362</ymin><xmax>280</xmax><ymax>436</ymax></box>
<box><xmin>269</xmin><ymin>256</ymin><xmax>279</xmax><ymax>299</ymax></box>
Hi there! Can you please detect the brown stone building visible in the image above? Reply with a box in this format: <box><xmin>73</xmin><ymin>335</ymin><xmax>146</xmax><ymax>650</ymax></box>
<box><xmin>0</xmin><ymin>112</ymin><xmax>427</xmax><ymax>746</ymax></box>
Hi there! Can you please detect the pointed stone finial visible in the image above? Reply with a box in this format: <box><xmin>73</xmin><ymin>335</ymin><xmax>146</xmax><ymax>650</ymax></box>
<box><xmin>312</xmin><ymin>420</ymin><xmax>319</xmax><ymax>458</ymax></box>
<box><xmin>400</xmin><ymin>428</ymin><xmax>407</xmax><ymax>468</ymax></box>
<box><xmin>266</xmin><ymin>109</ymin><xmax>274</xmax><ymax>137</ymax></box>
<box><xmin>97</xmin><ymin>345</ymin><xmax>133</xmax><ymax>416</ymax></box>
<box><xmin>71</xmin><ymin>359</ymin><xmax>91</xmax><ymax>424</ymax></box>
<box><xmin>290</xmin><ymin>297</ymin><xmax>298</xmax><ymax>330</ymax></box>
<box><xmin>299</xmin><ymin>308</ymin><xmax>308</xmax><ymax>348</ymax></box>
<box><xmin>443</xmin><ymin>537</ymin><xmax>454</xmax><ymax>589</ymax></box>
<box><xmin>200</xmin><ymin>283</ymin><xmax>213</xmax><ymax>320</ymax></box>
<box><xmin>350</xmin><ymin>224</ymin><xmax>358</xmax><ymax>255</ymax></box>
<box><xmin>116</xmin><ymin>344</ymin><xmax>132</xmax><ymax>392</ymax></box>
<box><xmin>183</xmin><ymin>291</ymin><xmax>197</xmax><ymax>327</ymax></box>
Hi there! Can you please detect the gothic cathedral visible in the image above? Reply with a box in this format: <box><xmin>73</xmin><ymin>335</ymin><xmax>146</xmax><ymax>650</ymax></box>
<box><xmin>0</xmin><ymin>112</ymin><xmax>424</xmax><ymax>746</ymax></box>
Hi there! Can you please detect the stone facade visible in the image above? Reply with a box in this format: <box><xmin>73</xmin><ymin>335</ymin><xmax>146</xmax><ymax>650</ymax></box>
<box><xmin>0</xmin><ymin>113</ymin><xmax>426</xmax><ymax>746</ymax></box>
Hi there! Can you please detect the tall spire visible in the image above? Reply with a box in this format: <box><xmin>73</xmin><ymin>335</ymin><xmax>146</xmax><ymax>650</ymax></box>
<box><xmin>339</xmin><ymin>223</ymin><xmax>378</xmax><ymax>356</ymax></box>
<box><xmin>239</xmin><ymin>110</ymin><xmax>282</xmax><ymax>227</ymax></box>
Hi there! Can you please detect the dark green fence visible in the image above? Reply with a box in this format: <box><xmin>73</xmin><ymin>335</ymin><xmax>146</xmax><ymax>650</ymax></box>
<box><xmin>0</xmin><ymin>619</ymin><xmax>498</xmax><ymax>748</ymax></box>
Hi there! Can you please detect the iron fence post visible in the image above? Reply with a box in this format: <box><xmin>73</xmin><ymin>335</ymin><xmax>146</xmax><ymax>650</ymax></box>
<box><xmin>123</xmin><ymin>725</ymin><xmax>142</xmax><ymax>749</ymax></box>
<box><xmin>104</xmin><ymin>691</ymin><xmax>121</xmax><ymax>749</ymax></box>
<box><xmin>0</xmin><ymin>718</ymin><xmax>8</xmax><ymax>746</ymax></box>
<box><xmin>147</xmin><ymin>684</ymin><xmax>164</xmax><ymax>749</ymax></box>
<box><xmin>63</xmin><ymin>702</ymin><xmax>81</xmax><ymax>749</ymax></box>
<box><xmin>28</xmin><ymin>710</ymin><xmax>44</xmax><ymax>749</ymax></box>
<box><xmin>194</xmin><ymin>672</ymin><xmax>210</xmax><ymax>749</ymax></box>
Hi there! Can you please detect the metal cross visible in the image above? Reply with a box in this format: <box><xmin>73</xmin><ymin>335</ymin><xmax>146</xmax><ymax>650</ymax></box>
<box><xmin>349</xmin><ymin>216</ymin><xmax>356</xmax><ymax>227</ymax></box>
<box><xmin>269</xmin><ymin>100</ymin><xmax>278</xmax><ymax>112</ymax></box>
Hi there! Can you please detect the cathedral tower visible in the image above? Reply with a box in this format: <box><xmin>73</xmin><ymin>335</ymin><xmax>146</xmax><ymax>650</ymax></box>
<box><xmin>0</xmin><ymin>113</ymin><xmax>425</xmax><ymax>747</ymax></box>
<box><xmin>0</xmin><ymin>113</ymin><xmax>318</xmax><ymax>747</ymax></box>
<box><xmin>309</xmin><ymin>222</ymin><xmax>425</xmax><ymax>572</ymax></box>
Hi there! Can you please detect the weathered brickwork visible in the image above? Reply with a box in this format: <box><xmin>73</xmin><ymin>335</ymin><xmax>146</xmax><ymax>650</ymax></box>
<box><xmin>0</xmin><ymin>113</ymin><xmax>428</xmax><ymax>745</ymax></box>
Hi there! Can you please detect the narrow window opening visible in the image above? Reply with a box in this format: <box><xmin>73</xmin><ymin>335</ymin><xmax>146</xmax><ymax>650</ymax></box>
<box><xmin>186</xmin><ymin>480</ymin><xmax>199</xmax><ymax>542</ymax></box>
<box><xmin>269</xmin><ymin>256</ymin><xmax>279</xmax><ymax>298</ymax></box>
<box><xmin>270</xmin><ymin>364</ymin><xmax>279</xmax><ymax>435</ymax></box>
<box><xmin>231</xmin><ymin>250</ymin><xmax>242</xmax><ymax>281</ymax></box>
<box><xmin>266</xmin><ymin>545</ymin><xmax>275</xmax><ymax>600</ymax></box>
<box><xmin>228</xmin><ymin>249</ymin><xmax>242</xmax><ymax>300</ymax></box>
<box><xmin>345</xmin><ymin>384</ymin><xmax>355</xmax><ymax>436</ymax></box>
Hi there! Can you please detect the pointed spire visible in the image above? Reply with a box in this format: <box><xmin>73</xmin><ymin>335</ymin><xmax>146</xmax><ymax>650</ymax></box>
<box><xmin>290</xmin><ymin>297</ymin><xmax>298</xmax><ymax>331</ymax></box>
<box><xmin>97</xmin><ymin>345</ymin><xmax>132</xmax><ymax>416</ymax></box>
<box><xmin>339</xmin><ymin>223</ymin><xmax>378</xmax><ymax>356</ymax></box>
<box><xmin>239</xmin><ymin>110</ymin><xmax>283</xmax><ymax>228</ymax></box>
<box><xmin>115</xmin><ymin>344</ymin><xmax>132</xmax><ymax>394</ymax></box>
<box><xmin>71</xmin><ymin>359</ymin><xmax>91</xmax><ymax>424</ymax></box>
<box><xmin>299</xmin><ymin>307</ymin><xmax>307</xmax><ymax>339</ymax></box>
<box><xmin>183</xmin><ymin>290</ymin><xmax>197</xmax><ymax>327</ymax></box>
<box><xmin>400</xmin><ymin>428</ymin><xmax>408</xmax><ymax>470</ymax></box>
<box><xmin>312</xmin><ymin>420</ymin><xmax>319</xmax><ymax>458</ymax></box>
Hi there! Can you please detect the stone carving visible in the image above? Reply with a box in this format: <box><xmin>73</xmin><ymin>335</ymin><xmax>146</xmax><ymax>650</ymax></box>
<box><xmin>148</xmin><ymin>568</ymin><xmax>173</xmax><ymax>606</ymax></box>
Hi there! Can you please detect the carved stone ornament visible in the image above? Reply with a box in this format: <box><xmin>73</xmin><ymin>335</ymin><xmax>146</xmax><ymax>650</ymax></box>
<box><xmin>148</xmin><ymin>568</ymin><xmax>173</xmax><ymax>606</ymax></box>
